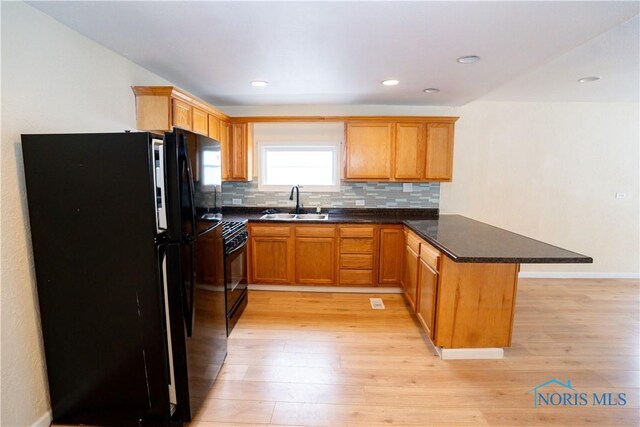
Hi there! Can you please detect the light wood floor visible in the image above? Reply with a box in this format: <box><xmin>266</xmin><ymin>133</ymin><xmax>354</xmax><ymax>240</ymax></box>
<box><xmin>188</xmin><ymin>279</ymin><xmax>639</xmax><ymax>427</ymax></box>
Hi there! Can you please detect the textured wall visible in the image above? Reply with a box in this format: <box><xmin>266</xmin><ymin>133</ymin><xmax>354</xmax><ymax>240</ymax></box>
<box><xmin>222</xmin><ymin>181</ymin><xmax>440</xmax><ymax>209</ymax></box>
<box><xmin>441</xmin><ymin>101</ymin><xmax>639</xmax><ymax>276</ymax></box>
<box><xmin>0</xmin><ymin>3</ymin><xmax>170</xmax><ymax>426</ymax></box>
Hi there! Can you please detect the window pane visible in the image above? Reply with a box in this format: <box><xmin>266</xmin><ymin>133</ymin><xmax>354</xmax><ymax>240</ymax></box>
<box><xmin>264</xmin><ymin>149</ymin><xmax>335</xmax><ymax>186</ymax></box>
<box><xmin>201</xmin><ymin>150</ymin><xmax>221</xmax><ymax>186</ymax></box>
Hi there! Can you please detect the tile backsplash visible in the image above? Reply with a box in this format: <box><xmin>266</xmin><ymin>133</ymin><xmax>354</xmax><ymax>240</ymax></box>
<box><xmin>222</xmin><ymin>181</ymin><xmax>439</xmax><ymax>209</ymax></box>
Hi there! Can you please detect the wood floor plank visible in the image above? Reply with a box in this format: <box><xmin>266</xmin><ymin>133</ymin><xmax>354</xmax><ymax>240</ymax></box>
<box><xmin>209</xmin><ymin>380</ymin><xmax>367</xmax><ymax>404</ymax></box>
<box><xmin>270</xmin><ymin>402</ymin><xmax>489</xmax><ymax>426</ymax></box>
<box><xmin>184</xmin><ymin>279</ymin><xmax>640</xmax><ymax>427</ymax></box>
<box><xmin>191</xmin><ymin>398</ymin><xmax>275</xmax><ymax>424</ymax></box>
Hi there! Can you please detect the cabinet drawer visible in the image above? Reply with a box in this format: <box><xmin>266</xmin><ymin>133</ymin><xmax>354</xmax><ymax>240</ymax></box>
<box><xmin>340</xmin><ymin>238</ymin><xmax>373</xmax><ymax>254</ymax></box>
<box><xmin>340</xmin><ymin>269</ymin><xmax>373</xmax><ymax>285</ymax></box>
<box><xmin>340</xmin><ymin>254</ymin><xmax>373</xmax><ymax>269</ymax></box>
<box><xmin>250</xmin><ymin>225</ymin><xmax>291</xmax><ymax>237</ymax></box>
<box><xmin>406</xmin><ymin>231</ymin><xmax>421</xmax><ymax>254</ymax></box>
<box><xmin>339</xmin><ymin>227</ymin><xmax>374</xmax><ymax>238</ymax></box>
<box><xmin>295</xmin><ymin>226</ymin><xmax>336</xmax><ymax>237</ymax></box>
<box><xmin>420</xmin><ymin>241</ymin><xmax>440</xmax><ymax>271</ymax></box>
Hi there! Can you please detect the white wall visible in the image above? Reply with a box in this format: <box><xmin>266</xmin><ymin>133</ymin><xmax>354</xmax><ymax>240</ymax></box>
<box><xmin>0</xmin><ymin>3</ymin><xmax>170</xmax><ymax>426</ymax></box>
<box><xmin>441</xmin><ymin>101</ymin><xmax>639</xmax><ymax>277</ymax></box>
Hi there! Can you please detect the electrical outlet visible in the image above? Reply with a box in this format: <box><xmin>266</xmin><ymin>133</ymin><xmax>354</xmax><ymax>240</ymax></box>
<box><xmin>232</xmin><ymin>198</ymin><xmax>242</xmax><ymax>205</ymax></box>
<box><xmin>355</xmin><ymin>200</ymin><xmax>365</xmax><ymax>206</ymax></box>
<box><xmin>403</xmin><ymin>183</ymin><xmax>413</xmax><ymax>192</ymax></box>
<box><xmin>615</xmin><ymin>192</ymin><xmax>628</xmax><ymax>199</ymax></box>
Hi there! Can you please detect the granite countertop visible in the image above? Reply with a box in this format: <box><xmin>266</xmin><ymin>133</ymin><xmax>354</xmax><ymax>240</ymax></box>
<box><xmin>221</xmin><ymin>208</ymin><xmax>592</xmax><ymax>264</ymax></box>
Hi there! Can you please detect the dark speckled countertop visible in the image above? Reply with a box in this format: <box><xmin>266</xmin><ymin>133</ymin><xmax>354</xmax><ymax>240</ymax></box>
<box><xmin>221</xmin><ymin>208</ymin><xmax>592</xmax><ymax>264</ymax></box>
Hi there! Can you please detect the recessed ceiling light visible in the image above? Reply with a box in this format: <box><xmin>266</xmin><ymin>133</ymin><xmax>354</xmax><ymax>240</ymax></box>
<box><xmin>457</xmin><ymin>55</ymin><xmax>481</xmax><ymax>64</ymax></box>
<box><xmin>381</xmin><ymin>79</ymin><xmax>400</xmax><ymax>86</ymax></box>
<box><xmin>423</xmin><ymin>88</ymin><xmax>440</xmax><ymax>94</ymax></box>
<box><xmin>250</xmin><ymin>80</ymin><xmax>268</xmax><ymax>87</ymax></box>
<box><xmin>577</xmin><ymin>76</ymin><xmax>601</xmax><ymax>83</ymax></box>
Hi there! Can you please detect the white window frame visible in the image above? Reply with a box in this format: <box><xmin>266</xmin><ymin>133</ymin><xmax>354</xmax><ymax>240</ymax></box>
<box><xmin>257</xmin><ymin>141</ymin><xmax>341</xmax><ymax>192</ymax></box>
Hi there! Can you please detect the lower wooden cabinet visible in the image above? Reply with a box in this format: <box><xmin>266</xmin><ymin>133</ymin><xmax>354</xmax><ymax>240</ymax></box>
<box><xmin>295</xmin><ymin>226</ymin><xmax>337</xmax><ymax>285</ymax></box>
<box><xmin>402</xmin><ymin>243</ymin><xmax>419</xmax><ymax>311</ymax></box>
<box><xmin>378</xmin><ymin>226</ymin><xmax>403</xmax><ymax>285</ymax></box>
<box><xmin>249</xmin><ymin>224</ymin><xmax>294</xmax><ymax>284</ymax></box>
<box><xmin>339</xmin><ymin>225</ymin><xmax>377</xmax><ymax>286</ymax></box>
<box><xmin>416</xmin><ymin>257</ymin><xmax>438</xmax><ymax>340</ymax></box>
<box><xmin>404</xmin><ymin>227</ymin><xmax>520</xmax><ymax>349</ymax></box>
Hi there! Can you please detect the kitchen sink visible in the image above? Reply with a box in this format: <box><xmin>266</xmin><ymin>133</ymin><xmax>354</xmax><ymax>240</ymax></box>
<box><xmin>260</xmin><ymin>213</ymin><xmax>298</xmax><ymax>220</ymax></box>
<box><xmin>259</xmin><ymin>213</ymin><xmax>329</xmax><ymax>221</ymax></box>
<box><xmin>294</xmin><ymin>214</ymin><xmax>329</xmax><ymax>220</ymax></box>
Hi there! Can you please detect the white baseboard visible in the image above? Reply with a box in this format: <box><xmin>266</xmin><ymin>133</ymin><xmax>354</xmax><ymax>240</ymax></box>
<box><xmin>32</xmin><ymin>410</ymin><xmax>51</xmax><ymax>427</ymax></box>
<box><xmin>518</xmin><ymin>272</ymin><xmax>640</xmax><ymax>279</ymax></box>
<box><xmin>435</xmin><ymin>347</ymin><xmax>504</xmax><ymax>360</ymax></box>
<box><xmin>248</xmin><ymin>284</ymin><xmax>403</xmax><ymax>293</ymax></box>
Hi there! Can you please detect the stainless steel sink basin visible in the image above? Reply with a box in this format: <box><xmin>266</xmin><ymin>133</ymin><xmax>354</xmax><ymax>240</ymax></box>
<box><xmin>260</xmin><ymin>213</ymin><xmax>298</xmax><ymax>220</ymax></box>
<box><xmin>259</xmin><ymin>213</ymin><xmax>329</xmax><ymax>221</ymax></box>
<box><xmin>294</xmin><ymin>214</ymin><xmax>329</xmax><ymax>220</ymax></box>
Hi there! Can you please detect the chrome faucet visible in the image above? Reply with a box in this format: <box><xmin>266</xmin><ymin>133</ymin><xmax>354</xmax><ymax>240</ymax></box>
<box><xmin>289</xmin><ymin>185</ymin><xmax>304</xmax><ymax>214</ymax></box>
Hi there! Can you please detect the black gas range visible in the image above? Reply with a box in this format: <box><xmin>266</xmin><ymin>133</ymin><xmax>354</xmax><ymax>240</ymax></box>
<box><xmin>221</xmin><ymin>220</ymin><xmax>248</xmax><ymax>335</ymax></box>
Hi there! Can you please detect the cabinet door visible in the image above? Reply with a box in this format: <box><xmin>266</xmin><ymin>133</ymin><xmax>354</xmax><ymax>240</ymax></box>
<box><xmin>208</xmin><ymin>115</ymin><xmax>220</xmax><ymax>140</ymax></box>
<box><xmin>230</xmin><ymin>123</ymin><xmax>248</xmax><ymax>180</ymax></box>
<box><xmin>250</xmin><ymin>237</ymin><xmax>292</xmax><ymax>284</ymax></box>
<box><xmin>417</xmin><ymin>258</ymin><xmax>438</xmax><ymax>339</ymax></box>
<box><xmin>219</xmin><ymin>121</ymin><xmax>231</xmax><ymax>180</ymax></box>
<box><xmin>345</xmin><ymin>123</ymin><xmax>393</xmax><ymax>180</ymax></box>
<box><xmin>378</xmin><ymin>226</ymin><xmax>404</xmax><ymax>285</ymax></box>
<box><xmin>192</xmin><ymin>107</ymin><xmax>208</xmax><ymax>136</ymax></box>
<box><xmin>402</xmin><ymin>245</ymin><xmax>419</xmax><ymax>311</ymax></box>
<box><xmin>425</xmin><ymin>123</ymin><xmax>454</xmax><ymax>181</ymax></box>
<box><xmin>228</xmin><ymin>123</ymin><xmax>253</xmax><ymax>181</ymax></box>
<box><xmin>172</xmin><ymin>99</ymin><xmax>192</xmax><ymax>131</ymax></box>
<box><xmin>295</xmin><ymin>237</ymin><xmax>336</xmax><ymax>285</ymax></box>
<box><xmin>394</xmin><ymin>123</ymin><xmax>425</xmax><ymax>180</ymax></box>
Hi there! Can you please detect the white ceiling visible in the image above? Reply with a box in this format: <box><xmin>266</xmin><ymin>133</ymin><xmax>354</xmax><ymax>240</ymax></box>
<box><xmin>28</xmin><ymin>1</ymin><xmax>640</xmax><ymax>107</ymax></box>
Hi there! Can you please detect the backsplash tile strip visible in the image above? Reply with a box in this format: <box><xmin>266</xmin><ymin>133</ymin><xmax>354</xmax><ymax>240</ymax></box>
<box><xmin>222</xmin><ymin>181</ymin><xmax>439</xmax><ymax>209</ymax></box>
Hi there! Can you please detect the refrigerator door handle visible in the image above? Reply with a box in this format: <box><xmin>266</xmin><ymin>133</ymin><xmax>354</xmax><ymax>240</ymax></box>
<box><xmin>179</xmin><ymin>136</ymin><xmax>197</xmax><ymax>241</ymax></box>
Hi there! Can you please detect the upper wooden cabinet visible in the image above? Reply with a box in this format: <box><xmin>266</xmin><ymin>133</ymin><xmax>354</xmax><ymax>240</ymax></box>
<box><xmin>425</xmin><ymin>123</ymin><xmax>455</xmax><ymax>181</ymax></box>
<box><xmin>172</xmin><ymin>99</ymin><xmax>192</xmax><ymax>131</ymax></box>
<box><xmin>219</xmin><ymin>120</ymin><xmax>231</xmax><ymax>180</ymax></box>
<box><xmin>208</xmin><ymin>115</ymin><xmax>220</xmax><ymax>140</ymax></box>
<box><xmin>344</xmin><ymin>123</ymin><xmax>393</xmax><ymax>180</ymax></box>
<box><xmin>344</xmin><ymin>118</ymin><xmax>457</xmax><ymax>182</ymax></box>
<box><xmin>394</xmin><ymin>122</ymin><xmax>425</xmax><ymax>180</ymax></box>
<box><xmin>191</xmin><ymin>107</ymin><xmax>208</xmax><ymax>136</ymax></box>
<box><xmin>228</xmin><ymin>123</ymin><xmax>253</xmax><ymax>181</ymax></box>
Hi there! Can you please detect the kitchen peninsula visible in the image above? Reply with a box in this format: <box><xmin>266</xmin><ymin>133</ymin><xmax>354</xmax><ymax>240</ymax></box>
<box><xmin>225</xmin><ymin>208</ymin><xmax>592</xmax><ymax>359</ymax></box>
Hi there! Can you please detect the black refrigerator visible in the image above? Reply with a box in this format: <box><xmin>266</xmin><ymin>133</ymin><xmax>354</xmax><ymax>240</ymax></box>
<box><xmin>21</xmin><ymin>129</ymin><xmax>226</xmax><ymax>426</ymax></box>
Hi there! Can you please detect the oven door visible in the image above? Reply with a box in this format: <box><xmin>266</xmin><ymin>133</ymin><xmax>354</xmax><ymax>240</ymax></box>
<box><xmin>225</xmin><ymin>239</ymin><xmax>247</xmax><ymax>313</ymax></box>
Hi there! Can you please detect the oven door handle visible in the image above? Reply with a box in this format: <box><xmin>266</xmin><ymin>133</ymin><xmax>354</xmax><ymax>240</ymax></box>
<box><xmin>225</xmin><ymin>239</ymin><xmax>247</xmax><ymax>257</ymax></box>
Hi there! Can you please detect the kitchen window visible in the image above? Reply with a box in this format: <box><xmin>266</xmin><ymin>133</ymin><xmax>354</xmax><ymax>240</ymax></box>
<box><xmin>258</xmin><ymin>142</ymin><xmax>341</xmax><ymax>192</ymax></box>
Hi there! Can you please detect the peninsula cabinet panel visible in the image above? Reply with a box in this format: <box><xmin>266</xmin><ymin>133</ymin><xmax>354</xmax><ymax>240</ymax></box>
<box><xmin>434</xmin><ymin>257</ymin><xmax>519</xmax><ymax>348</ymax></box>
<box><xmin>172</xmin><ymin>99</ymin><xmax>192</xmax><ymax>131</ymax></box>
<box><xmin>425</xmin><ymin>122</ymin><xmax>454</xmax><ymax>181</ymax></box>
<box><xmin>192</xmin><ymin>107</ymin><xmax>208</xmax><ymax>136</ymax></box>
<box><xmin>394</xmin><ymin>123</ymin><xmax>425</xmax><ymax>180</ymax></box>
<box><xmin>344</xmin><ymin>122</ymin><xmax>393</xmax><ymax>180</ymax></box>
<box><xmin>378</xmin><ymin>226</ymin><xmax>404</xmax><ymax>286</ymax></box>
<box><xmin>250</xmin><ymin>237</ymin><xmax>293</xmax><ymax>284</ymax></box>
<box><xmin>295</xmin><ymin>237</ymin><xmax>337</xmax><ymax>285</ymax></box>
<box><xmin>417</xmin><ymin>258</ymin><xmax>438</xmax><ymax>340</ymax></box>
